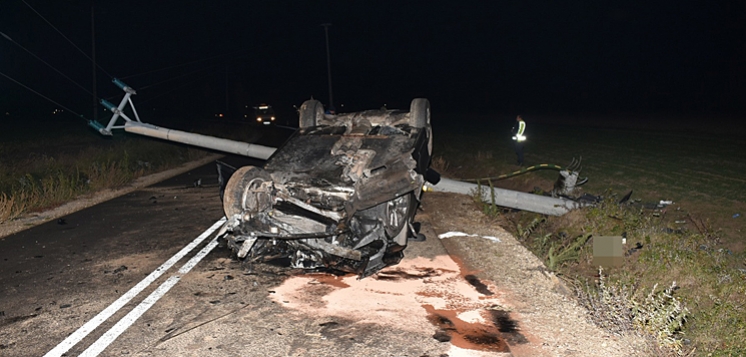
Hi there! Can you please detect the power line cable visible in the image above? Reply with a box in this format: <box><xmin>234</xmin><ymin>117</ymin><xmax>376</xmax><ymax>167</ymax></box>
<box><xmin>0</xmin><ymin>70</ymin><xmax>86</xmax><ymax>120</ymax></box>
<box><xmin>21</xmin><ymin>0</ymin><xmax>115</xmax><ymax>79</ymax></box>
<box><xmin>0</xmin><ymin>31</ymin><xmax>94</xmax><ymax>96</ymax></box>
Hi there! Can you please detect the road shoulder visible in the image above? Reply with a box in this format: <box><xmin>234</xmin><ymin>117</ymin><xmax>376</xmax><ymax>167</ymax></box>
<box><xmin>0</xmin><ymin>154</ymin><xmax>224</xmax><ymax>239</ymax></box>
<box><xmin>421</xmin><ymin>192</ymin><xmax>645</xmax><ymax>357</ymax></box>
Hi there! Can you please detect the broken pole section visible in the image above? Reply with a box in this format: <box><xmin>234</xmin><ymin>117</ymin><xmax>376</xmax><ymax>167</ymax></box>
<box><xmin>124</xmin><ymin>122</ymin><xmax>276</xmax><ymax>160</ymax></box>
<box><xmin>429</xmin><ymin>178</ymin><xmax>583</xmax><ymax>216</ymax></box>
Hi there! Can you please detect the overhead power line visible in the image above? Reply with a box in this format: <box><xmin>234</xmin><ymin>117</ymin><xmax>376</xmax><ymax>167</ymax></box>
<box><xmin>1</xmin><ymin>31</ymin><xmax>94</xmax><ymax>96</ymax></box>
<box><xmin>0</xmin><ymin>70</ymin><xmax>86</xmax><ymax>120</ymax></box>
<box><xmin>21</xmin><ymin>0</ymin><xmax>115</xmax><ymax>79</ymax></box>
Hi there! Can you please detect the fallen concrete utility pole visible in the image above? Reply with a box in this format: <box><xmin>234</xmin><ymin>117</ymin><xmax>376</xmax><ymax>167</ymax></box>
<box><xmin>124</xmin><ymin>122</ymin><xmax>276</xmax><ymax>160</ymax></box>
<box><xmin>428</xmin><ymin>178</ymin><xmax>583</xmax><ymax>216</ymax></box>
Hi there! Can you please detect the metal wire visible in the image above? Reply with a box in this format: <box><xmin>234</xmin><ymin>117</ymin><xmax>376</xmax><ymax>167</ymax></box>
<box><xmin>21</xmin><ymin>0</ymin><xmax>115</xmax><ymax>79</ymax></box>
<box><xmin>0</xmin><ymin>31</ymin><xmax>94</xmax><ymax>96</ymax></box>
<box><xmin>0</xmin><ymin>70</ymin><xmax>86</xmax><ymax>120</ymax></box>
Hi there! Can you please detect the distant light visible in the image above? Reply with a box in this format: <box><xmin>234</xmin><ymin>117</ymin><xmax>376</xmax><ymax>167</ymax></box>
<box><xmin>256</xmin><ymin>117</ymin><xmax>262</xmax><ymax>122</ymax></box>
<box><xmin>258</xmin><ymin>105</ymin><xmax>269</xmax><ymax>110</ymax></box>
<box><xmin>270</xmin><ymin>116</ymin><xmax>275</xmax><ymax>121</ymax></box>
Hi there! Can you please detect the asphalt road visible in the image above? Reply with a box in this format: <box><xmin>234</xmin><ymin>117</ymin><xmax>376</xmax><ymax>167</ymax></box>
<box><xmin>0</xmin><ymin>153</ymin><xmax>524</xmax><ymax>357</ymax></box>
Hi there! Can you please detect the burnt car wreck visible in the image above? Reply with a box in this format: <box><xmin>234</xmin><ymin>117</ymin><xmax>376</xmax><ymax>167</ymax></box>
<box><xmin>216</xmin><ymin>99</ymin><xmax>437</xmax><ymax>277</ymax></box>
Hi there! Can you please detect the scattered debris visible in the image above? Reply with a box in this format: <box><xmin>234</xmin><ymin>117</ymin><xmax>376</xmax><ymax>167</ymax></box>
<box><xmin>658</xmin><ymin>200</ymin><xmax>673</xmax><ymax>207</ymax></box>
<box><xmin>626</xmin><ymin>242</ymin><xmax>644</xmax><ymax>256</ymax></box>
<box><xmin>438</xmin><ymin>231</ymin><xmax>501</xmax><ymax>243</ymax></box>
<box><xmin>618</xmin><ymin>190</ymin><xmax>633</xmax><ymax>204</ymax></box>
<box><xmin>104</xmin><ymin>265</ymin><xmax>128</xmax><ymax>274</ymax></box>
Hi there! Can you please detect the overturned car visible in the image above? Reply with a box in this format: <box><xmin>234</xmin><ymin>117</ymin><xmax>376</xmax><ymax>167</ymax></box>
<box><xmin>217</xmin><ymin>98</ymin><xmax>437</xmax><ymax>277</ymax></box>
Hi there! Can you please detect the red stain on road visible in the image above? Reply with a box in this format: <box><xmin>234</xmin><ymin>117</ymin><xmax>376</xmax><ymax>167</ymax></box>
<box><xmin>423</xmin><ymin>304</ymin><xmax>510</xmax><ymax>353</ymax></box>
<box><xmin>271</xmin><ymin>255</ymin><xmax>528</xmax><ymax>355</ymax></box>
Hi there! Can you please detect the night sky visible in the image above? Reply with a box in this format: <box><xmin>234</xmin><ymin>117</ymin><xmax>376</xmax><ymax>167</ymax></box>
<box><xmin>1</xmin><ymin>1</ymin><xmax>745</xmax><ymax>123</ymax></box>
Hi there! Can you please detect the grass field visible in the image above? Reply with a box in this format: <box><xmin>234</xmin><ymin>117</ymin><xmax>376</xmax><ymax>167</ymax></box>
<box><xmin>433</xmin><ymin>114</ymin><xmax>746</xmax><ymax>356</ymax></box>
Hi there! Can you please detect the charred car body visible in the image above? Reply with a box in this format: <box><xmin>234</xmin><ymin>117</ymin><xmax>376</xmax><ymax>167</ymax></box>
<box><xmin>216</xmin><ymin>98</ymin><xmax>437</xmax><ymax>277</ymax></box>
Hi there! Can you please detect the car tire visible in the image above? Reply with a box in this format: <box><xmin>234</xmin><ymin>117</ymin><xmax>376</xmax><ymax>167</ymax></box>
<box><xmin>410</xmin><ymin>98</ymin><xmax>433</xmax><ymax>155</ymax></box>
<box><xmin>298</xmin><ymin>99</ymin><xmax>325</xmax><ymax>129</ymax></box>
<box><xmin>383</xmin><ymin>192</ymin><xmax>417</xmax><ymax>242</ymax></box>
<box><xmin>409</xmin><ymin>98</ymin><xmax>430</xmax><ymax>128</ymax></box>
<box><xmin>223</xmin><ymin>165</ymin><xmax>272</xmax><ymax>218</ymax></box>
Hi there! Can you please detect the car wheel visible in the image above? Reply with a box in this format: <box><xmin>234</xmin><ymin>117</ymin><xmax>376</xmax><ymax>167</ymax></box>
<box><xmin>223</xmin><ymin>165</ymin><xmax>272</xmax><ymax>218</ymax></box>
<box><xmin>298</xmin><ymin>99</ymin><xmax>324</xmax><ymax>129</ymax></box>
<box><xmin>383</xmin><ymin>193</ymin><xmax>417</xmax><ymax>242</ymax></box>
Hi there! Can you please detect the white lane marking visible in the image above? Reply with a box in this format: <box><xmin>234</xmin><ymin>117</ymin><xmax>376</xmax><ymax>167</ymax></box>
<box><xmin>79</xmin><ymin>275</ymin><xmax>181</xmax><ymax>357</ymax></box>
<box><xmin>179</xmin><ymin>238</ymin><xmax>220</xmax><ymax>274</ymax></box>
<box><xmin>44</xmin><ymin>217</ymin><xmax>226</xmax><ymax>357</ymax></box>
<box><xmin>438</xmin><ymin>231</ymin><xmax>501</xmax><ymax>242</ymax></box>
<box><xmin>80</xmin><ymin>236</ymin><xmax>222</xmax><ymax>356</ymax></box>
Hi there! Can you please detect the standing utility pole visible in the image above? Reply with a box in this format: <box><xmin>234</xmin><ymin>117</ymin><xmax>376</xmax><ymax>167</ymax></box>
<box><xmin>321</xmin><ymin>23</ymin><xmax>333</xmax><ymax>110</ymax></box>
<box><xmin>91</xmin><ymin>1</ymin><xmax>98</xmax><ymax>121</ymax></box>
<box><xmin>225</xmin><ymin>62</ymin><xmax>229</xmax><ymax>116</ymax></box>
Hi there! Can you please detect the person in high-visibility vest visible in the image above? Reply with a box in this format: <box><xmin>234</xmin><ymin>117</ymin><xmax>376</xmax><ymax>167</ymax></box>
<box><xmin>511</xmin><ymin>115</ymin><xmax>527</xmax><ymax>166</ymax></box>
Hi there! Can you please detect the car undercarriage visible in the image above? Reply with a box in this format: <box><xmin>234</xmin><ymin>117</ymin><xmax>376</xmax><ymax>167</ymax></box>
<box><xmin>217</xmin><ymin>99</ymin><xmax>437</xmax><ymax>277</ymax></box>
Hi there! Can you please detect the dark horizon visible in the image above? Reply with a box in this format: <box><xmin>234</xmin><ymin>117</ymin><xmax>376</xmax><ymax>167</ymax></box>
<box><xmin>2</xmin><ymin>1</ymin><xmax>745</xmax><ymax>124</ymax></box>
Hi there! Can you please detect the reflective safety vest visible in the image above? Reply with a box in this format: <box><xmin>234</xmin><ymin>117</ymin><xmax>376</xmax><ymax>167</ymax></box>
<box><xmin>512</xmin><ymin>120</ymin><xmax>526</xmax><ymax>142</ymax></box>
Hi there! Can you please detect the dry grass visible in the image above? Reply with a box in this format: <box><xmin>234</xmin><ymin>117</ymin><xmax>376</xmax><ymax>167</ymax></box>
<box><xmin>430</xmin><ymin>155</ymin><xmax>451</xmax><ymax>176</ymax></box>
<box><xmin>470</xmin><ymin>185</ymin><xmax>743</xmax><ymax>356</ymax></box>
<box><xmin>0</xmin><ymin>136</ymin><xmax>210</xmax><ymax>224</ymax></box>
<box><xmin>0</xmin><ymin>192</ymin><xmax>26</xmax><ymax>222</ymax></box>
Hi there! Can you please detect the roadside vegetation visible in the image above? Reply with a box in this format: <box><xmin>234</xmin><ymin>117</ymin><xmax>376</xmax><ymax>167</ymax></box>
<box><xmin>0</xmin><ymin>116</ymin><xmax>225</xmax><ymax>224</ymax></box>
<box><xmin>433</xmin><ymin>116</ymin><xmax>746</xmax><ymax>356</ymax></box>
<box><xmin>0</xmin><ymin>135</ymin><xmax>210</xmax><ymax>224</ymax></box>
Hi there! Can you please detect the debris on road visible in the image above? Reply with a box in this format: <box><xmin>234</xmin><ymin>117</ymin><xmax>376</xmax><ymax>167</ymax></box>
<box><xmin>437</xmin><ymin>231</ymin><xmax>501</xmax><ymax>243</ymax></box>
